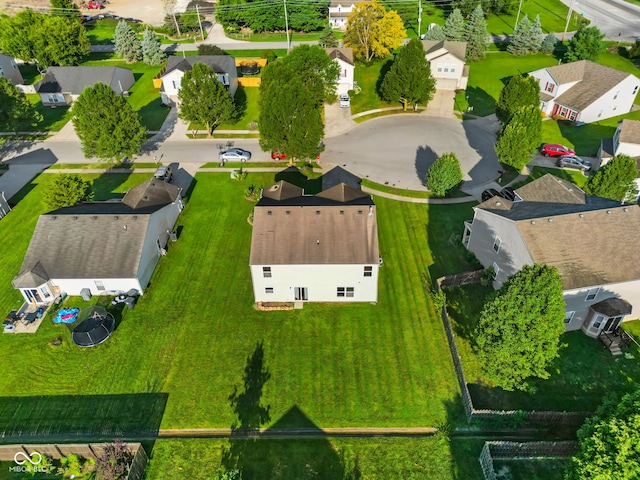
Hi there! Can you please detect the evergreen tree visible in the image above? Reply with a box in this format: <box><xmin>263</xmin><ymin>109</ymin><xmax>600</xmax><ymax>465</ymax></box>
<box><xmin>178</xmin><ymin>62</ymin><xmax>235</xmax><ymax>136</ymax></box>
<box><xmin>496</xmin><ymin>74</ymin><xmax>540</xmax><ymax>123</ymax></box>
<box><xmin>141</xmin><ymin>28</ymin><xmax>165</xmax><ymax>66</ymax></box>
<box><xmin>318</xmin><ymin>24</ymin><xmax>339</xmax><ymax>48</ymax></box>
<box><xmin>113</xmin><ymin>20</ymin><xmax>142</xmax><ymax>63</ymax></box>
<box><xmin>528</xmin><ymin>15</ymin><xmax>544</xmax><ymax>53</ymax></box>
<box><xmin>507</xmin><ymin>14</ymin><xmax>531</xmax><ymax>56</ymax></box>
<box><xmin>540</xmin><ymin>33</ymin><xmax>557</xmax><ymax>54</ymax></box>
<box><xmin>465</xmin><ymin>5</ymin><xmax>488</xmax><ymax>62</ymax></box>
<box><xmin>629</xmin><ymin>40</ymin><xmax>640</xmax><ymax>59</ymax></box>
<box><xmin>443</xmin><ymin>8</ymin><xmax>466</xmax><ymax>42</ymax></box>
<box><xmin>72</xmin><ymin>83</ymin><xmax>146</xmax><ymax>161</ymax></box>
<box><xmin>198</xmin><ymin>44</ymin><xmax>226</xmax><ymax>56</ymax></box>
<box><xmin>451</xmin><ymin>0</ymin><xmax>477</xmax><ymax>16</ymax></box>
<box><xmin>422</xmin><ymin>24</ymin><xmax>446</xmax><ymax>41</ymax></box>
<box><xmin>565</xmin><ymin>26</ymin><xmax>605</xmax><ymax>62</ymax></box>
<box><xmin>380</xmin><ymin>39</ymin><xmax>436</xmax><ymax>111</ymax></box>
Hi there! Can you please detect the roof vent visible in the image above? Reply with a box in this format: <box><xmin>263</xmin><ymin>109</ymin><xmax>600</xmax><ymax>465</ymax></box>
<box><xmin>607</xmin><ymin>210</ymin><xmax>612</xmax><ymax>215</ymax></box>
<box><xmin>340</xmin><ymin>210</ymin><xmax>344</xmax><ymax>215</ymax></box>
<box><xmin>285</xmin><ymin>211</ymin><xmax>290</xmax><ymax>215</ymax></box>
<box><xmin>579</xmin><ymin>214</ymin><xmax>584</xmax><ymax>218</ymax></box>
<box><xmin>548</xmin><ymin>218</ymin><xmax>553</xmax><ymax>223</ymax></box>
<box><xmin>113</xmin><ymin>216</ymin><xmax>119</xmax><ymax>220</ymax></box>
<box><xmin>272</xmin><ymin>184</ymin><xmax>280</xmax><ymax>190</ymax></box>
<box><xmin>92</xmin><ymin>216</ymin><xmax>97</xmax><ymax>220</ymax></box>
<box><xmin>530</xmin><ymin>220</ymin><xmax>536</xmax><ymax>225</ymax></box>
<box><xmin>623</xmin><ymin>207</ymin><xmax>629</xmax><ymax>212</ymax></box>
<box><xmin>316</xmin><ymin>210</ymin><xmax>321</xmax><ymax>215</ymax></box>
<box><xmin>132</xmin><ymin>215</ymin><xmax>137</xmax><ymax>220</ymax></box>
<box><xmin>123</xmin><ymin>225</ymin><xmax>127</xmax><ymax>230</ymax></box>
<box><xmin>316</xmin><ymin>239</ymin><xmax>320</xmax><ymax>245</ymax></box>
<box><xmin>358</xmin><ymin>210</ymin><xmax>363</xmax><ymax>215</ymax></box>
<box><xmin>267</xmin><ymin>210</ymin><xmax>272</xmax><ymax>215</ymax></box>
<box><xmin>495</xmin><ymin>201</ymin><xmax>501</xmax><ymax>206</ymax></box>
<box><xmin>73</xmin><ymin>216</ymin><xmax>78</xmax><ymax>220</ymax></box>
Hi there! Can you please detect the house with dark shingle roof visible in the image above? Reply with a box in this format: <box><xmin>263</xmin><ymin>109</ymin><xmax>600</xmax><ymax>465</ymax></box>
<box><xmin>463</xmin><ymin>174</ymin><xmax>640</xmax><ymax>338</ymax></box>
<box><xmin>528</xmin><ymin>60</ymin><xmax>640</xmax><ymax>124</ymax></box>
<box><xmin>12</xmin><ymin>179</ymin><xmax>183</xmax><ymax>304</ymax></box>
<box><xmin>325</xmin><ymin>47</ymin><xmax>354</xmax><ymax>94</ymax></box>
<box><xmin>249</xmin><ymin>167</ymin><xmax>379</xmax><ymax>303</ymax></box>
<box><xmin>35</xmin><ymin>66</ymin><xmax>135</xmax><ymax>106</ymax></box>
<box><xmin>160</xmin><ymin>55</ymin><xmax>238</xmax><ymax>105</ymax></box>
<box><xmin>422</xmin><ymin>40</ymin><xmax>469</xmax><ymax>91</ymax></box>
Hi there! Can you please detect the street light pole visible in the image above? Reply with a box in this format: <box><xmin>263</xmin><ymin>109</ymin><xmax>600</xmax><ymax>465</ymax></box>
<box><xmin>283</xmin><ymin>0</ymin><xmax>290</xmax><ymax>50</ymax></box>
<box><xmin>562</xmin><ymin>0</ymin><xmax>576</xmax><ymax>41</ymax></box>
<box><xmin>418</xmin><ymin>0</ymin><xmax>422</xmax><ymax>38</ymax></box>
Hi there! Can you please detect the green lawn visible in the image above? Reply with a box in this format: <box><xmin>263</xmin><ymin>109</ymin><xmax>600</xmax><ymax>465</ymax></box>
<box><xmin>511</xmin><ymin>166</ymin><xmax>588</xmax><ymax>189</ymax></box>
<box><xmin>485</xmin><ymin>0</ymin><xmax>581</xmax><ymax>36</ymax></box>
<box><xmin>444</xmin><ymin>284</ymin><xmax>640</xmax><ymax>412</ymax></box>
<box><xmin>85</xmin><ymin>19</ymin><xmax>120</xmax><ymax>45</ymax></box>
<box><xmin>144</xmin><ymin>437</ymin><xmax>484</xmax><ymax>480</ymax></box>
<box><xmin>81</xmin><ymin>54</ymin><xmax>169</xmax><ymax>131</ymax></box>
<box><xmin>351</xmin><ymin>58</ymin><xmax>397</xmax><ymax>114</ymax></box>
<box><xmin>0</xmin><ymin>172</ymin><xmax>483</xmax><ymax>435</ymax></box>
<box><xmin>28</xmin><ymin>95</ymin><xmax>72</xmax><ymax>132</ymax></box>
<box><xmin>217</xmin><ymin>86</ymin><xmax>260</xmax><ymax>130</ymax></box>
<box><xmin>224</xmin><ymin>30</ymin><xmax>343</xmax><ymax>43</ymax></box>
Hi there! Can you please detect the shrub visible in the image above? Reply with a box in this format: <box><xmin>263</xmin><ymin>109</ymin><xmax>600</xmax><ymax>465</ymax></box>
<box><xmin>198</xmin><ymin>44</ymin><xmax>226</xmax><ymax>56</ymax></box>
<box><xmin>261</xmin><ymin>49</ymin><xmax>277</xmax><ymax>63</ymax></box>
<box><xmin>44</xmin><ymin>174</ymin><xmax>93</xmax><ymax>210</ymax></box>
<box><xmin>426</xmin><ymin>152</ymin><xmax>463</xmax><ymax>198</ymax></box>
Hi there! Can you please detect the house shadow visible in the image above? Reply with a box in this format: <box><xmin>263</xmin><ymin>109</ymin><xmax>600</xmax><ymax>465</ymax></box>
<box><xmin>274</xmin><ymin>166</ymin><xmax>322</xmax><ymax>194</ymax></box>
<box><xmin>415</xmin><ymin>145</ymin><xmax>438</xmax><ymax>186</ymax></box>
<box><xmin>143</xmin><ymin>107</ymin><xmax>176</xmax><ymax>152</ymax></box>
<box><xmin>220</xmin><ymin>342</ymin><xmax>361</xmax><ymax>479</ymax></box>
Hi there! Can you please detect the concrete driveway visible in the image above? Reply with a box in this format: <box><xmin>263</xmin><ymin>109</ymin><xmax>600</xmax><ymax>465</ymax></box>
<box><xmin>322</xmin><ymin>115</ymin><xmax>502</xmax><ymax>190</ymax></box>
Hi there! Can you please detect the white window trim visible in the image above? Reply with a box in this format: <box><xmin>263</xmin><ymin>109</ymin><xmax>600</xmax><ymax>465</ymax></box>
<box><xmin>585</xmin><ymin>287</ymin><xmax>600</xmax><ymax>302</ymax></box>
<box><xmin>564</xmin><ymin>311</ymin><xmax>575</xmax><ymax>324</ymax></box>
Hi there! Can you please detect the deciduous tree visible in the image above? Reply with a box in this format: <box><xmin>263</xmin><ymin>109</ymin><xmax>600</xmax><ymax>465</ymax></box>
<box><xmin>344</xmin><ymin>0</ymin><xmax>405</xmax><ymax>62</ymax></box>
<box><xmin>465</xmin><ymin>5</ymin><xmax>488</xmax><ymax>62</ymax></box>
<box><xmin>475</xmin><ymin>264</ymin><xmax>566</xmax><ymax>391</ymax></box>
<box><xmin>36</xmin><ymin>15</ymin><xmax>90</xmax><ymax>67</ymax></box>
<box><xmin>113</xmin><ymin>20</ymin><xmax>142</xmax><ymax>63</ymax></box>
<box><xmin>565</xmin><ymin>26</ymin><xmax>605</xmax><ymax>62</ymax></box>
<box><xmin>380</xmin><ymin>38</ymin><xmax>435</xmax><ymax>111</ymax></box>
<box><xmin>0</xmin><ymin>9</ymin><xmax>44</xmax><ymax>62</ymax></box>
<box><xmin>44</xmin><ymin>174</ymin><xmax>93</xmax><ymax>210</ymax></box>
<box><xmin>443</xmin><ymin>8</ymin><xmax>466</xmax><ymax>42</ymax></box>
<box><xmin>584</xmin><ymin>154</ymin><xmax>638</xmax><ymax>202</ymax></box>
<box><xmin>426</xmin><ymin>152</ymin><xmax>463</xmax><ymax>197</ymax></box>
<box><xmin>198</xmin><ymin>44</ymin><xmax>226</xmax><ymax>56</ymax></box>
<box><xmin>0</xmin><ymin>77</ymin><xmax>42</xmax><ymax>132</ymax></box>
<box><xmin>72</xmin><ymin>83</ymin><xmax>146</xmax><ymax>161</ymax></box>
<box><xmin>178</xmin><ymin>62</ymin><xmax>235</xmax><ymax>136</ymax></box>
<box><xmin>566</xmin><ymin>388</ymin><xmax>640</xmax><ymax>480</ymax></box>
<box><xmin>259</xmin><ymin>61</ymin><xmax>324</xmax><ymax>161</ymax></box>
<box><xmin>495</xmin><ymin>105</ymin><xmax>541</xmax><ymax>171</ymax></box>
<box><xmin>280</xmin><ymin>45</ymin><xmax>340</xmax><ymax>104</ymax></box>
<box><xmin>141</xmin><ymin>28</ymin><xmax>165</xmax><ymax>66</ymax></box>
<box><xmin>629</xmin><ymin>39</ymin><xmax>640</xmax><ymax>59</ymax></box>
<box><xmin>496</xmin><ymin>74</ymin><xmax>540</xmax><ymax>123</ymax></box>
<box><xmin>95</xmin><ymin>439</ymin><xmax>133</xmax><ymax>480</ymax></box>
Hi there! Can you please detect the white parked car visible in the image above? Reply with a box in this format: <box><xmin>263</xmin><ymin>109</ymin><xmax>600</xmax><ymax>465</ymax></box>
<box><xmin>339</xmin><ymin>94</ymin><xmax>350</xmax><ymax>108</ymax></box>
<box><xmin>219</xmin><ymin>148</ymin><xmax>252</xmax><ymax>162</ymax></box>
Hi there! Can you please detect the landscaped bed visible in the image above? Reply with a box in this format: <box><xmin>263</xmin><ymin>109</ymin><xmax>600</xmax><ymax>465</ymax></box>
<box><xmin>444</xmin><ymin>284</ymin><xmax>640</xmax><ymax>412</ymax></box>
<box><xmin>0</xmin><ymin>172</ymin><xmax>480</xmax><ymax>434</ymax></box>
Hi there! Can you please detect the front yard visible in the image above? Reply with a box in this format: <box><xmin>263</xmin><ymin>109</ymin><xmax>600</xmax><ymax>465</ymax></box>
<box><xmin>0</xmin><ymin>171</ymin><xmax>480</xmax><ymax>435</ymax></box>
<box><xmin>445</xmin><ymin>284</ymin><xmax>640</xmax><ymax>412</ymax></box>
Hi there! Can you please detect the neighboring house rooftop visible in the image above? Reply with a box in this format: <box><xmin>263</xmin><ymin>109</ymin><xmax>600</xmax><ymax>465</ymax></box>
<box><xmin>422</xmin><ymin>40</ymin><xmax>467</xmax><ymax>62</ymax></box>
<box><xmin>36</xmin><ymin>66</ymin><xmax>134</xmax><ymax>94</ymax></box>
<box><xmin>163</xmin><ymin>56</ymin><xmax>236</xmax><ymax>76</ymax></box>
<box><xmin>544</xmin><ymin>60</ymin><xmax>633</xmax><ymax>111</ymax></box>
<box><xmin>325</xmin><ymin>47</ymin><xmax>354</xmax><ymax>66</ymax></box>
<box><xmin>13</xmin><ymin>179</ymin><xmax>181</xmax><ymax>288</ymax></box>
<box><xmin>321</xmin><ymin>165</ymin><xmax>361</xmax><ymax>190</ymax></box>
<box><xmin>476</xmin><ymin>174</ymin><xmax>640</xmax><ymax>289</ymax></box>
<box><xmin>619</xmin><ymin>119</ymin><xmax>640</xmax><ymax>144</ymax></box>
<box><xmin>250</xmin><ymin>168</ymin><xmax>379</xmax><ymax>266</ymax></box>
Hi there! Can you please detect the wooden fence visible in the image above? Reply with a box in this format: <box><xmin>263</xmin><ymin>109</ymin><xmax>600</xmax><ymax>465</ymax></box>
<box><xmin>237</xmin><ymin>77</ymin><xmax>261</xmax><ymax>87</ymax></box>
<box><xmin>0</xmin><ymin>443</ymin><xmax>147</xmax><ymax>480</ymax></box>
<box><xmin>479</xmin><ymin>441</ymin><xmax>578</xmax><ymax>480</ymax></box>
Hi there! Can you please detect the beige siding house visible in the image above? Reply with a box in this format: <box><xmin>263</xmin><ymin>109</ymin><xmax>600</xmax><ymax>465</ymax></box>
<box><xmin>528</xmin><ymin>60</ymin><xmax>640</xmax><ymax>124</ymax></box>
<box><xmin>13</xmin><ymin>179</ymin><xmax>183</xmax><ymax>303</ymax></box>
<box><xmin>249</xmin><ymin>167</ymin><xmax>379</xmax><ymax>304</ymax></box>
<box><xmin>422</xmin><ymin>40</ymin><xmax>469</xmax><ymax>90</ymax></box>
<box><xmin>463</xmin><ymin>174</ymin><xmax>640</xmax><ymax>339</ymax></box>
<box><xmin>35</xmin><ymin>66</ymin><xmax>135</xmax><ymax>106</ymax></box>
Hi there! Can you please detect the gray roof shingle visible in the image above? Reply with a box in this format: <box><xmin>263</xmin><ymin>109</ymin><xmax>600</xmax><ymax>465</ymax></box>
<box><xmin>163</xmin><ymin>56</ymin><xmax>236</xmax><ymax>76</ymax></box>
<box><xmin>35</xmin><ymin>67</ymin><xmax>135</xmax><ymax>95</ymax></box>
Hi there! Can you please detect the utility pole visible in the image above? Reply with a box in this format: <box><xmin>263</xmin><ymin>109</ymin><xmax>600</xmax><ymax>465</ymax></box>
<box><xmin>418</xmin><ymin>0</ymin><xmax>422</xmax><ymax>38</ymax></box>
<box><xmin>172</xmin><ymin>12</ymin><xmax>181</xmax><ymax>37</ymax></box>
<box><xmin>196</xmin><ymin>4</ymin><xmax>205</xmax><ymax>41</ymax></box>
<box><xmin>562</xmin><ymin>0</ymin><xmax>576</xmax><ymax>41</ymax></box>
<box><xmin>284</xmin><ymin>0</ymin><xmax>290</xmax><ymax>50</ymax></box>
<box><xmin>514</xmin><ymin>0</ymin><xmax>523</xmax><ymax>30</ymax></box>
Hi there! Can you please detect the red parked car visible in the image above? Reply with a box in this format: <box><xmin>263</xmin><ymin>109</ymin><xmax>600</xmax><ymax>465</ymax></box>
<box><xmin>271</xmin><ymin>151</ymin><xmax>320</xmax><ymax>161</ymax></box>
<box><xmin>87</xmin><ymin>1</ymin><xmax>104</xmax><ymax>9</ymax></box>
<box><xmin>541</xmin><ymin>144</ymin><xmax>576</xmax><ymax>157</ymax></box>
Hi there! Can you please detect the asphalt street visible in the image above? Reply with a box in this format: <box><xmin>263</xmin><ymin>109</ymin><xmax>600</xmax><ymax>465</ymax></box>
<box><xmin>558</xmin><ymin>0</ymin><xmax>640</xmax><ymax>42</ymax></box>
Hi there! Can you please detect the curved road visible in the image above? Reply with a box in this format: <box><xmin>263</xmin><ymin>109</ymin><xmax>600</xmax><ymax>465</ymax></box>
<box><xmin>559</xmin><ymin>0</ymin><xmax>640</xmax><ymax>42</ymax></box>
<box><xmin>322</xmin><ymin>115</ymin><xmax>502</xmax><ymax>191</ymax></box>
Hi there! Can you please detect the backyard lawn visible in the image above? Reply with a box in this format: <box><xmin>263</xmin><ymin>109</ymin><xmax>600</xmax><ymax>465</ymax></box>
<box><xmin>0</xmin><ymin>171</ymin><xmax>482</xmax><ymax>437</ymax></box>
<box><xmin>217</xmin><ymin>85</ymin><xmax>260</xmax><ymax>130</ymax></box>
<box><xmin>351</xmin><ymin>58</ymin><xmax>397</xmax><ymax>114</ymax></box>
<box><xmin>444</xmin><ymin>284</ymin><xmax>640</xmax><ymax>412</ymax></box>
<box><xmin>81</xmin><ymin>54</ymin><xmax>169</xmax><ymax>131</ymax></box>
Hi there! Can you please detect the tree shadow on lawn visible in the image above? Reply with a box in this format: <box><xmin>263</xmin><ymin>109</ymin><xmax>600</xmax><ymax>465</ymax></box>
<box><xmin>374</xmin><ymin>57</ymin><xmax>394</xmax><ymax>99</ymax></box>
<box><xmin>465</xmin><ymin>86</ymin><xmax>496</xmax><ymax>117</ymax></box>
<box><xmin>556</xmin><ymin>120</ymin><xmax>616</xmax><ymax>157</ymax></box>
<box><xmin>220</xmin><ymin>342</ymin><xmax>361</xmax><ymax>479</ymax></box>
<box><xmin>275</xmin><ymin>166</ymin><xmax>322</xmax><ymax>194</ymax></box>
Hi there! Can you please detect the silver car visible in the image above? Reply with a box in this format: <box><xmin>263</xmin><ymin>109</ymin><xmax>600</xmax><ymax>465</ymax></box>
<box><xmin>219</xmin><ymin>148</ymin><xmax>252</xmax><ymax>162</ymax></box>
<box><xmin>557</xmin><ymin>155</ymin><xmax>591</xmax><ymax>172</ymax></box>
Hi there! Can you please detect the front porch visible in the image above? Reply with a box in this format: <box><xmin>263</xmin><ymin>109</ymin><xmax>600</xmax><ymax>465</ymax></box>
<box><xmin>599</xmin><ymin>328</ymin><xmax>638</xmax><ymax>356</ymax></box>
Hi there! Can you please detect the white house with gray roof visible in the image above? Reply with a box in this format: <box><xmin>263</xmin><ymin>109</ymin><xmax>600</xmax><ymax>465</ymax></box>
<box><xmin>12</xmin><ymin>179</ymin><xmax>183</xmax><ymax>304</ymax></box>
<box><xmin>249</xmin><ymin>167</ymin><xmax>379</xmax><ymax>304</ymax></box>
<box><xmin>422</xmin><ymin>40</ymin><xmax>469</xmax><ymax>90</ymax></box>
<box><xmin>326</xmin><ymin>47</ymin><xmax>354</xmax><ymax>94</ymax></box>
<box><xmin>35</xmin><ymin>66</ymin><xmax>135</xmax><ymax>106</ymax></box>
<box><xmin>0</xmin><ymin>53</ymin><xmax>24</xmax><ymax>86</ymax></box>
<box><xmin>160</xmin><ymin>56</ymin><xmax>238</xmax><ymax>105</ymax></box>
<box><xmin>328</xmin><ymin>1</ymin><xmax>361</xmax><ymax>29</ymax></box>
<box><xmin>463</xmin><ymin>174</ymin><xmax>640</xmax><ymax>338</ymax></box>
<box><xmin>528</xmin><ymin>60</ymin><xmax>640</xmax><ymax>124</ymax></box>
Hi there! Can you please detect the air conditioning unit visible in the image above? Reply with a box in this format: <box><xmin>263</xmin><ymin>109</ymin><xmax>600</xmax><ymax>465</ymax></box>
<box><xmin>122</xmin><ymin>90</ymin><xmax>130</xmax><ymax>97</ymax></box>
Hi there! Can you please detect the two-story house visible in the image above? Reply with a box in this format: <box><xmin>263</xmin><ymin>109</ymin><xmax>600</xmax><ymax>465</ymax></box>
<box><xmin>528</xmin><ymin>60</ymin><xmax>640</xmax><ymax>124</ymax></box>
<box><xmin>326</xmin><ymin>47</ymin><xmax>354</xmax><ymax>94</ymax></box>
<box><xmin>422</xmin><ymin>40</ymin><xmax>469</xmax><ymax>90</ymax></box>
<box><xmin>463</xmin><ymin>174</ymin><xmax>640</xmax><ymax>338</ymax></box>
<box><xmin>328</xmin><ymin>1</ymin><xmax>360</xmax><ymax>29</ymax></box>
<box><xmin>0</xmin><ymin>53</ymin><xmax>24</xmax><ymax>85</ymax></box>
